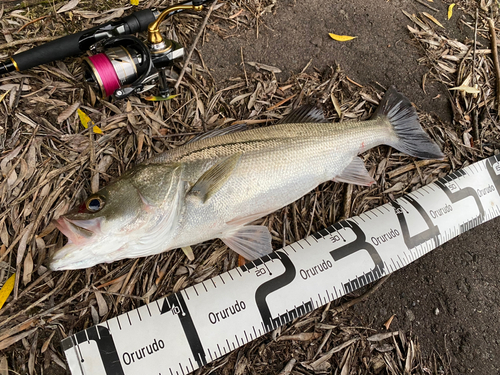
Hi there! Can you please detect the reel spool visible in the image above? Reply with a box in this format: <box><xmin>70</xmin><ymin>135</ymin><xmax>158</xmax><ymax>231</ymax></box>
<box><xmin>83</xmin><ymin>36</ymin><xmax>152</xmax><ymax>98</ymax></box>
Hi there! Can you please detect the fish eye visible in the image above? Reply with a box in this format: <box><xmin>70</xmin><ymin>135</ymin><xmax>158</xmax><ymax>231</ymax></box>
<box><xmin>86</xmin><ymin>196</ymin><xmax>105</xmax><ymax>212</ymax></box>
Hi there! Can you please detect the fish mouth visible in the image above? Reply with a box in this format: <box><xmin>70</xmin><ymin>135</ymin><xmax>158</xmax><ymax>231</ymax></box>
<box><xmin>50</xmin><ymin>217</ymin><xmax>95</xmax><ymax>271</ymax></box>
<box><xmin>53</xmin><ymin>216</ymin><xmax>95</xmax><ymax>245</ymax></box>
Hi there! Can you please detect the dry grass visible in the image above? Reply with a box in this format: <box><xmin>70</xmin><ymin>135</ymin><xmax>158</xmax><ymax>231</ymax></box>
<box><xmin>0</xmin><ymin>0</ymin><xmax>497</xmax><ymax>374</ymax></box>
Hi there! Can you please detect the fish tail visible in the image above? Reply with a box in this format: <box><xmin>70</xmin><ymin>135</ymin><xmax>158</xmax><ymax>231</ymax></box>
<box><xmin>375</xmin><ymin>86</ymin><xmax>444</xmax><ymax>159</ymax></box>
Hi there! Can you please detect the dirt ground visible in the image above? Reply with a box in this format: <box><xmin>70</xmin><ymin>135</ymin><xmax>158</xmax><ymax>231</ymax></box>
<box><xmin>199</xmin><ymin>0</ymin><xmax>500</xmax><ymax>373</ymax></box>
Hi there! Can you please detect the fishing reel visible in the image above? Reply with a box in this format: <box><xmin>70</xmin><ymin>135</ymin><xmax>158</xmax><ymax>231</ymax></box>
<box><xmin>83</xmin><ymin>3</ymin><xmax>204</xmax><ymax>100</ymax></box>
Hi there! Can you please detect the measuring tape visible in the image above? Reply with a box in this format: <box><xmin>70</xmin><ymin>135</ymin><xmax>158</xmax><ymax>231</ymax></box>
<box><xmin>61</xmin><ymin>154</ymin><xmax>500</xmax><ymax>375</ymax></box>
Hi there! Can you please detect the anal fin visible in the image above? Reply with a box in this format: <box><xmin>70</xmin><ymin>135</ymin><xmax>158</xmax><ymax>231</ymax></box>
<box><xmin>221</xmin><ymin>225</ymin><xmax>273</xmax><ymax>260</ymax></box>
<box><xmin>334</xmin><ymin>157</ymin><xmax>375</xmax><ymax>186</ymax></box>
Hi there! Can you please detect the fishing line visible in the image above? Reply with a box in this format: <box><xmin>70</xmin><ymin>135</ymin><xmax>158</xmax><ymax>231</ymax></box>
<box><xmin>86</xmin><ymin>54</ymin><xmax>121</xmax><ymax>97</ymax></box>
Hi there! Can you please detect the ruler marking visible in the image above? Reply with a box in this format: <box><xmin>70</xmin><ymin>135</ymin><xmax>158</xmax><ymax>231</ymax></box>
<box><xmin>201</xmin><ymin>281</ymin><xmax>208</xmax><ymax>292</ymax></box>
<box><xmin>193</xmin><ymin>285</ymin><xmax>199</xmax><ymax>296</ymax></box>
<box><xmin>211</xmin><ymin>279</ymin><xmax>217</xmax><ymax>288</ymax></box>
<box><xmin>126</xmin><ymin>312</ymin><xmax>132</xmax><ymax>326</ymax></box>
<box><xmin>116</xmin><ymin>316</ymin><xmax>122</xmax><ymax>330</ymax></box>
<box><xmin>136</xmin><ymin>308</ymin><xmax>142</xmax><ymax>322</ymax></box>
<box><xmin>169</xmin><ymin>369</ymin><xmax>174</xmax><ymax>375</ymax></box>
<box><xmin>333</xmin><ymin>286</ymin><xmax>339</xmax><ymax>299</ymax></box>
<box><xmin>146</xmin><ymin>304</ymin><xmax>152</xmax><ymax>317</ymax></box>
<box><xmin>179</xmin><ymin>363</ymin><xmax>185</xmax><ymax>375</ymax></box>
<box><xmin>189</xmin><ymin>358</ymin><xmax>194</xmax><ymax>371</ymax></box>
<box><xmin>227</xmin><ymin>271</ymin><xmax>234</xmax><ymax>281</ymax></box>
<box><xmin>207</xmin><ymin>348</ymin><xmax>213</xmax><ymax>361</ymax></box>
<box><xmin>303</xmin><ymin>238</ymin><xmax>311</xmax><ymax>246</ymax></box>
<box><xmin>105</xmin><ymin>320</ymin><xmax>110</xmax><ymax>331</ymax></box>
<box><xmin>219</xmin><ymin>275</ymin><xmax>226</xmax><ymax>285</ymax></box>
<box><xmin>244</xmin><ymin>330</ymin><xmax>249</xmax><ymax>343</ymax></box>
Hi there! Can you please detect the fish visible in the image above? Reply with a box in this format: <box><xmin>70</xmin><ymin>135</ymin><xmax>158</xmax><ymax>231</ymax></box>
<box><xmin>49</xmin><ymin>87</ymin><xmax>444</xmax><ymax>270</ymax></box>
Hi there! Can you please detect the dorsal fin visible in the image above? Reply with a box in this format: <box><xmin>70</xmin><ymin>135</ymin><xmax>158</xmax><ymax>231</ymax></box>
<box><xmin>276</xmin><ymin>105</ymin><xmax>327</xmax><ymax>124</ymax></box>
<box><xmin>187</xmin><ymin>123</ymin><xmax>248</xmax><ymax>144</ymax></box>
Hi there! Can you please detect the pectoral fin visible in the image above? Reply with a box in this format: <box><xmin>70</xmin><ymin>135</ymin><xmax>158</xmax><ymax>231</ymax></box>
<box><xmin>221</xmin><ymin>225</ymin><xmax>273</xmax><ymax>260</ymax></box>
<box><xmin>189</xmin><ymin>152</ymin><xmax>242</xmax><ymax>202</ymax></box>
<box><xmin>334</xmin><ymin>157</ymin><xmax>375</xmax><ymax>186</ymax></box>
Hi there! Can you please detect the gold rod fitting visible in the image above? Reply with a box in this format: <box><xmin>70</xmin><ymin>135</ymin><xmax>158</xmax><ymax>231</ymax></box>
<box><xmin>148</xmin><ymin>4</ymin><xmax>204</xmax><ymax>45</ymax></box>
<box><xmin>10</xmin><ymin>57</ymin><xmax>19</xmax><ymax>71</ymax></box>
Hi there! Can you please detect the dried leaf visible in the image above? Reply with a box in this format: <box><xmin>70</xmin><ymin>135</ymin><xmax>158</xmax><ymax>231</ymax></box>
<box><xmin>329</xmin><ymin>33</ymin><xmax>357</xmax><ymax>41</ymax></box>
<box><xmin>77</xmin><ymin>108</ymin><xmax>103</xmax><ymax>134</ymax></box>
<box><xmin>449</xmin><ymin>85</ymin><xmax>480</xmax><ymax>94</ymax></box>
<box><xmin>41</xmin><ymin>330</ymin><xmax>55</xmax><ymax>353</ymax></box>
<box><xmin>0</xmin><ymin>356</ymin><xmax>7</xmax><ymax>375</ymax></box>
<box><xmin>448</xmin><ymin>4</ymin><xmax>455</xmax><ymax>20</ymax></box>
<box><xmin>0</xmin><ymin>83</ymin><xmax>31</xmax><ymax>91</ymax></box>
<box><xmin>57</xmin><ymin>102</ymin><xmax>80</xmax><ymax>124</ymax></box>
<box><xmin>422</xmin><ymin>12</ymin><xmax>444</xmax><ymax>28</ymax></box>
<box><xmin>0</xmin><ymin>273</ymin><xmax>15</xmax><ymax>309</ymax></box>
<box><xmin>0</xmin><ymin>328</ymin><xmax>37</xmax><ymax>351</ymax></box>
<box><xmin>383</xmin><ymin>314</ymin><xmax>396</xmax><ymax>329</ymax></box>
<box><xmin>367</xmin><ymin>331</ymin><xmax>399</xmax><ymax>342</ymax></box>
<box><xmin>23</xmin><ymin>251</ymin><xmax>33</xmax><ymax>286</ymax></box>
<box><xmin>95</xmin><ymin>291</ymin><xmax>108</xmax><ymax>317</ymax></box>
<box><xmin>246</xmin><ymin>61</ymin><xmax>282</xmax><ymax>73</ymax></box>
<box><xmin>57</xmin><ymin>0</ymin><xmax>80</xmax><ymax>13</ymax></box>
<box><xmin>277</xmin><ymin>332</ymin><xmax>321</xmax><ymax>341</ymax></box>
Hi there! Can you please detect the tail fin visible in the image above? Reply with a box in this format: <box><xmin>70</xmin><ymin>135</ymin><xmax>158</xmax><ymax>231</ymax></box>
<box><xmin>375</xmin><ymin>86</ymin><xmax>444</xmax><ymax>159</ymax></box>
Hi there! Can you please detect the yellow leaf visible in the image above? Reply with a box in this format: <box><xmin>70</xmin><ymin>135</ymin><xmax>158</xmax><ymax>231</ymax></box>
<box><xmin>77</xmin><ymin>108</ymin><xmax>103</xmax><ymax>134</ymax></box>
<box><xmin>423</xmin><ymin>12</ymin><xmax>444</xmax><ymax>28</ymax></box>
<box><xmin>448</xmin><ymin>4</ymin><xmax>455</xmax><ymax>20</ymax></box>
<box><xmin>0</xmin><ymin>89</ymin><xmax>10</xmax><ymax>104</ymax></box>
<box><xmin>0</xmin><ymin>273</ymin><xmax>15</xmax><ymax>310</ymax></box>
<box><xmin>130</xmin><ymin>0</ymin><xmax>139</xmax><ymax>4</ymax></box>
<box><xmin>144</xmin><ymin>94</ymin><xmax>179</xmax><ymax>101</ymax></box>
<box><xmin>449</xmin><ymin>85</ymin><xmax>480</xmax><ymax>94</ymax></box>
<box><xmin>329</xmin><ymin>33</ymin><xmax>357</xmax><ymax>42</ymax></box>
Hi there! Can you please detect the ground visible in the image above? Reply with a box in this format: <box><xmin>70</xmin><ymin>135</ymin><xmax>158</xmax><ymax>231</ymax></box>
<box><xmin>0</xmin><ymin>0</ymin><xmax>499</xmax><ymax>374</ymax></box>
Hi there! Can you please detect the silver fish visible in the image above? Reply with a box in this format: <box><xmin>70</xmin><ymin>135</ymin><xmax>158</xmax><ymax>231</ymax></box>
<box><xmin>50</xmin><ymin>87</ymin><xmax>443</xmax><ymax>270</ymax></box>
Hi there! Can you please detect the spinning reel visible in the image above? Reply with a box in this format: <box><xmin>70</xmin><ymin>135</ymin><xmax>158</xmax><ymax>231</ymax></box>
<box><xmin>0</xmin><ymin>1</ymin><xmax>209</xmax><ymax>100</ymax></box>
<box><xmin>83</xmin><ymin>3</ymin><xmax>203</xmax><ymax>99</ymax></box>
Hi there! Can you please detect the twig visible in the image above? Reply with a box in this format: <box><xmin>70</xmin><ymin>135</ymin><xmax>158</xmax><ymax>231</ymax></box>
<box><xmin>240</xmin><ymin>46</ymin><xmax>249</xmax><ymax>87</ymax></box>
<box><xmin>414</xmin><ymin>0</ymin><xmax>439</xmax><ymax>12</ymax></box>
<box><xmin>473</xmin><ymin>9</ymin><xmax>480</xmax><ymax>145</ymax></box>
<box><xmin>174</xmin><ymin>0</ymin><xmax>218</xmax><ymax>91</ymax></box>
<box><xmin>17</xmin><ymin>15</ymin><xmax>48</xmax><ymax>33</ymax></box>
<box><xmin>488</xmin><ymin>18</ymin><xmax>500</xmax><ymax>113</ymax></box>
<box><xmin>0</xmin><ymin>36</ymin><xmax>55</xmax><ymax>50</ymax></box>
<box><xmin>332</xmin><ymin>275</ymin><xmax>390</xmax><ymax>314</ymax></box>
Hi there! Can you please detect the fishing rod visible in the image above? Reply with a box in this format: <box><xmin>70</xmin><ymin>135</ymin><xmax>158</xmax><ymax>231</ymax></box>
<box><xmin>0</xmin><ymin>0</ymin><xmax>211</xmax><ymax>99</ymax></box>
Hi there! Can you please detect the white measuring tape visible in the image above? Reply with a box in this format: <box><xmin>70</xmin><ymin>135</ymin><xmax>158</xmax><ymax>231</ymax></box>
<box><xmin>61</xmin><ymin>154</ymin><xmax>500</xmax><ymax>375</ymax></box>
